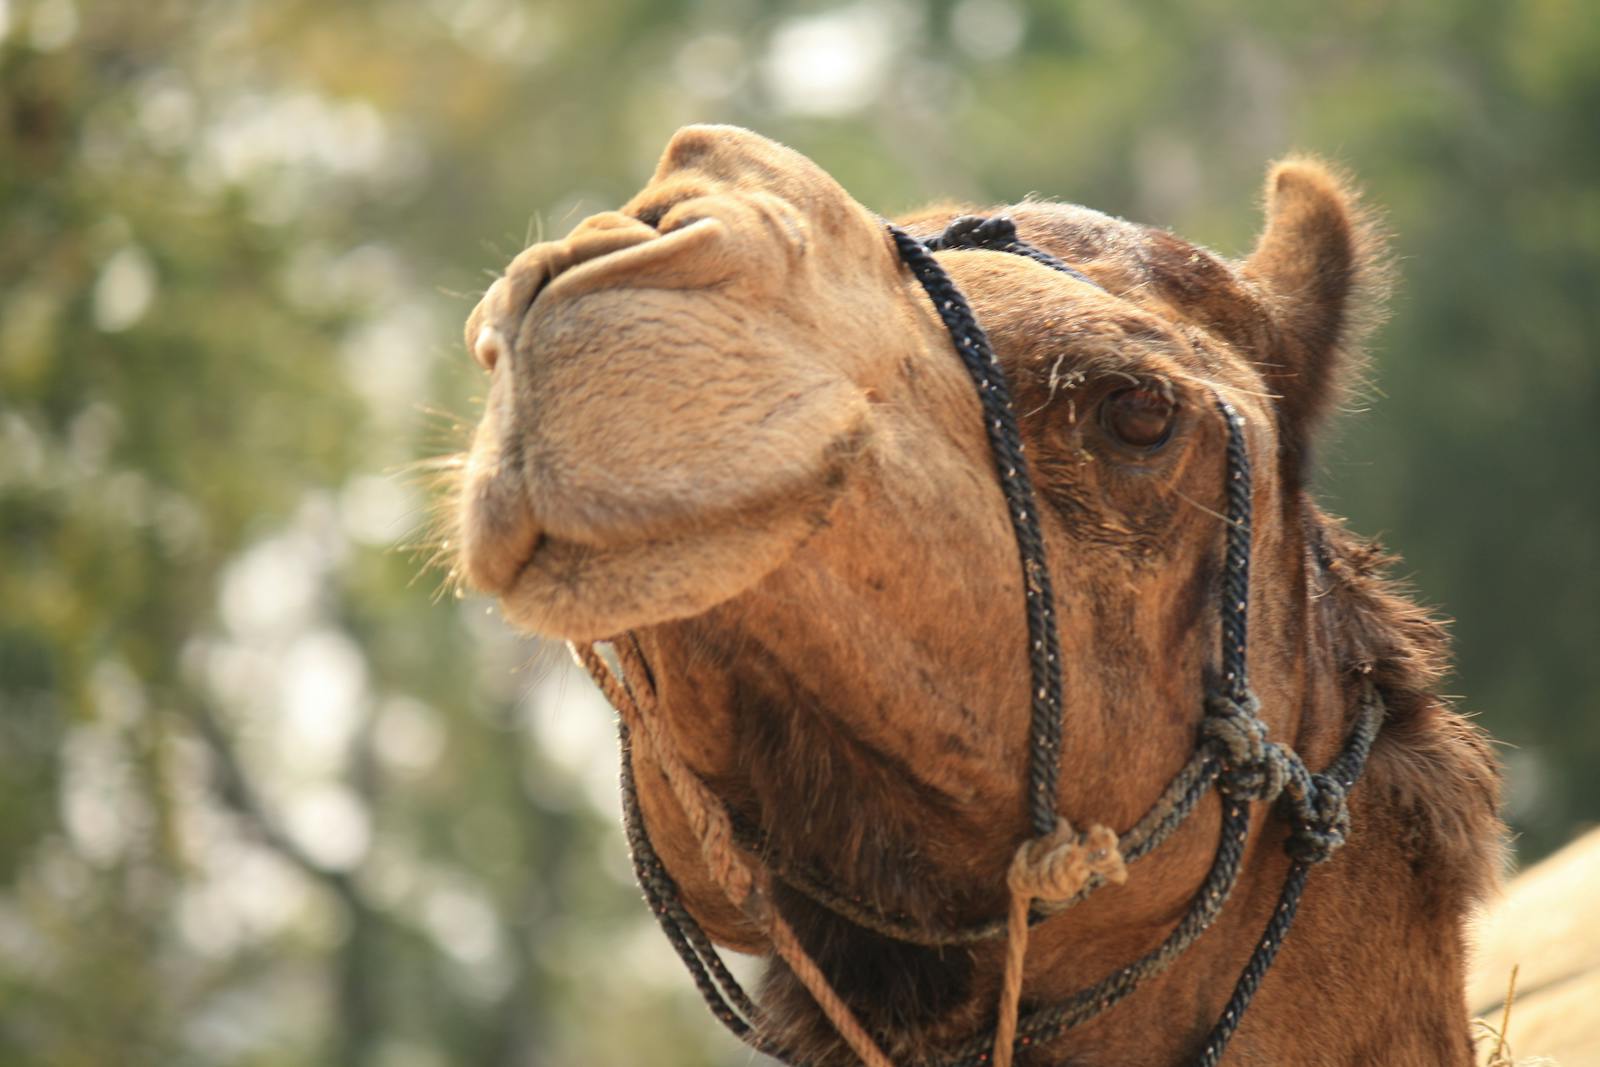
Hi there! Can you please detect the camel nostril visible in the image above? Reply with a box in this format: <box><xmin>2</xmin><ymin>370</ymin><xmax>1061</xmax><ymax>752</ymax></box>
<box><xmin>474</xmin><ymin>325</ymin><xmax>506</xmax><ymax>373</ymax></box>
<box><xmin>629</xmin><ymin>193</ymin><xmax>711</xmax><ymax>234</ymax></box>
<box><xmin>633</xmin><ymin>204</ymin><xmax>667</xmax><ymax>230</ymax></box>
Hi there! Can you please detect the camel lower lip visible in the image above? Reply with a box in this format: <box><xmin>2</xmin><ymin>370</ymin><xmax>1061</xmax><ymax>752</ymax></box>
<box><xmin>498</xmin><ymin>524</ymin><xmax>743</xmax><ymax>637</ymax></box>
<box><xmin>466</xmin><ymin>418</ymin><xmax>871</xmax><ymax>637</ymax></box>
<box><xmin>489</xmin><ymin>496</ymin><xmax>838</xmax><ymax>642</ymax></box>
<box><xmin>507</xmin><ymin>531</ymin><xmax>549</xmax><ymax>585</ymax></box>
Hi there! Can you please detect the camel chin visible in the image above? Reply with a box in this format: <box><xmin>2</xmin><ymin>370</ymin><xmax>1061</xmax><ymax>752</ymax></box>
<box><xmin>461</xmin><ymin>415</ymin><xmax>868</xmax><ymax>642</ymax></box>
<box><xmin>489</xmin><ymin>490</ymin><xmax>837</xmax><ymax>641</ymax></box>
<box><xmin>457</xmin><ymin>371</ymin><xmax>869</xmax><ymax>641</ymax></box>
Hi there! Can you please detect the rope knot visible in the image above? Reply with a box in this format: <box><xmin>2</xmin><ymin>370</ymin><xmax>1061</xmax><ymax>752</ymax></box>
<box><xmin>1007</xmin><ymin>818</ymin><xmax>1127</xmax><ymax>906</ymax></box>
<box><xmin>1201</xmin><ymin>691</ymin><xmax>1288</xmax><ymax>802</ymax></box>
<box><xmin>993</xmin><ymin>818</ymin><xmax>1126</xmax><ymax>1067</ymax></box>
<box><xmin>929</xmin><ymin>214</ymin><xmax>1019</xmax><ymax>251</ymax></box>
<box><xmin>1284</xmin><ymin>773</ymin><xmax>1351</xmax><ymax>865</ymax></box>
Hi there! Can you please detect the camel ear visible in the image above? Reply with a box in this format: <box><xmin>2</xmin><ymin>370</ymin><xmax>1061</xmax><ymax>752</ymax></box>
<box><xmin>1242</xmin><ymin>158</ymin><xmax>1388</xmax><ymax>464</ymax></box>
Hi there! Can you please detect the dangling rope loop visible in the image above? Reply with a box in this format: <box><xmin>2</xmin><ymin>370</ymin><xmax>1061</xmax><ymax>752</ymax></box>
<box><xmin>572</xmin><ymin>641</ymin><xmax>758</xmax><ymax>915</ymax></box>
<box><xmin>574</xmin><ymin>639</ymin><xmax>897</xmax><ymax>1067</ymax></box>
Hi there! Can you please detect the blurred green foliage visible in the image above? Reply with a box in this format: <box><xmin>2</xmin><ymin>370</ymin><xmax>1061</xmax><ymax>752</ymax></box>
<box><xmin>0</xmin><ymin>0</ymin><xmax>1594</xmax><ymax>1063</ymax></box>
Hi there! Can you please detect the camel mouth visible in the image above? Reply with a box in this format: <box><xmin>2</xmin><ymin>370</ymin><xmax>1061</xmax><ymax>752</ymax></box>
<box><xmin>486</xmin><ymin>443</ymin><xmax>861</xmax><ymax>641</ymax></box>
<box><xmin>456</xmin><ymin>131</ymin><xmax>896</xmax><ymax>640</ymax></box>
<box><xmin>460</xmin><ymin>414</ymin><xmax>871</xmax><ymax>640</ymax></box>
<box><xmin>495</xmin><ymin>521</ymin><xmax>759</xmax><ymax>640</ymax></box>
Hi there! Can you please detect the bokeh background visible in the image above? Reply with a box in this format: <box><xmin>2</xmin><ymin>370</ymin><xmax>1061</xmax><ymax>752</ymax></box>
<box><xmin>1</xmin><ymin>0</ymin><xmax>1595</xmax><ymax>1064</ymax></box>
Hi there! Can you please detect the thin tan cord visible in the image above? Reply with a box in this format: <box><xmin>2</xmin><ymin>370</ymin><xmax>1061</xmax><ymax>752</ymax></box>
<box><xmin>575</xmin><ymin>635</ymin><xmax>1131</xmax><ymax>1067</ymax></box>
<box><xmin>573</xmin><ymin>638</ymin><xmax>896</xmax><ymax>1067</ymax></box>
<box><xmin>574</xmin><ymin>639</ymin><xmax>754</xmax><ymax>907</ymax></box>
<box><xmin>991</xmin><ymin>820</ymin><xmax>1126</xmax><ymax>1067</ymax></box>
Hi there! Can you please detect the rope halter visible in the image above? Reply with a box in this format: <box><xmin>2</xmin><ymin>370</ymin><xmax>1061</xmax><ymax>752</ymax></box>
<box><xmin>572</xmin><ymin>213</ymin><xmax>1386</xmax><ymax>1067</ymax></box>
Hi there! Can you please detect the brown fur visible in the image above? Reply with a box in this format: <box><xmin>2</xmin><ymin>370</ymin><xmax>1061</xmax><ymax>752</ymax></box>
<box><xmin>449</xmin><ymin>125</ymin><xmax>1502</xmax><ymax>1065</ymax></box>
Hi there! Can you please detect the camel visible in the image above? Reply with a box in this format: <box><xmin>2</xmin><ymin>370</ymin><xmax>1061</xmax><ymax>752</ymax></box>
<box><xmin>1470</xmin><ymin>827</ymin><xmax>1600</xmax><ymax>1064</ymax></box>
<box><xmin>448</xmin><ymin>125</ymin><xmax>1504</xmax><ymax>1066</ymax></box>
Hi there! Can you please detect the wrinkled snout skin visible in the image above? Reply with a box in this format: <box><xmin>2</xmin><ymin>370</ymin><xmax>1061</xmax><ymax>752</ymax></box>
<box><xmin>457</xmin><ymin>127</ymin><xmax>934</xmax><ymax>639</ymax></box>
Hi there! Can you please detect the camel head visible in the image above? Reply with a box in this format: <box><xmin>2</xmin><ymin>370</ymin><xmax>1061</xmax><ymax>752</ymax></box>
<box><xmin>450</xmin><ymin>126</ymin><xmax>1499</xmax><ymax>1065</ymax></box>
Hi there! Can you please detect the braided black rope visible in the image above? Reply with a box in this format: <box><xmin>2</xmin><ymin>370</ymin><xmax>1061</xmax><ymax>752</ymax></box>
<box><xmin>1195</xmin><ymin>684</ymin><xmax>1384</xmax><ymax>1066</ymax></box>
<box><xmin>1215</xmin><ymin>401</ymin><xmax>1253</xmax><ymax>703</ymax></box>
<box><xmin>617</xmin><ymin>721</ymin><xmax>764</xmax><ymax>1041</ymax></box>
<box><xmin>922</xmin><ymin>214</ymin><xmax>1097</xmax><ymax>288</ymax></box>
<box><xmin>889</xmin><ymin>224</ymin><xmax>1064</xmax><ymax>840</ymax></box>
<box><xmin>1192</xmin><ymin>860</ymin><xmax>1309</xmax><ymax>1067</ymax></box>
<box><xmin>607</xmin><ymin>213</ymin><xmax>1388</xmax><ymax>1067</ymax></box>
<box><xmin>721</xmin><ymin>749</ymin><xmax>1222</xmax><ymax>946</ymax></box>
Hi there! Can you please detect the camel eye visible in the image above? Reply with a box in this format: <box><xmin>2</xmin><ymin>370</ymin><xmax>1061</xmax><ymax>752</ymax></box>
<box><xmin>1101</xmin><ymin>386</ymin><xmax>1177</xmax><ymax>449</ymax></box>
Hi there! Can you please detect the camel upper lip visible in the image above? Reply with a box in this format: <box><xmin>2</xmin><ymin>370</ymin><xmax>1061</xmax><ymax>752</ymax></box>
<box><xmin>531</xmin><ymin>216</ymin><xmax>723</xmax><ymax>316</ymax></box>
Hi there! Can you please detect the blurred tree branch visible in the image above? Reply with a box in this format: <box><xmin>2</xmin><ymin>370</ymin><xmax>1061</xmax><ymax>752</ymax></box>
<box><xmin>185</xmin><ymin>700</ymin><xmax>383</xmax><ymax>1067</ymax></box>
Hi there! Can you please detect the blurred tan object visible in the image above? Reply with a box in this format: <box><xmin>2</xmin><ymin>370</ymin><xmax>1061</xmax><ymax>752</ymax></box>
<box><xmin>1471</xmin><ymin>828</ymin><xmax>1600</xmax><ymax>1066</ymax></box>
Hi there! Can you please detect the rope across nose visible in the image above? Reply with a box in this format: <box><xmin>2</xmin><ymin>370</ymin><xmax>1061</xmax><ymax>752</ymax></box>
<box><xmin>886</xmin><ymin>223</ymin><xmax>1065</xmax><ymax>842</ymax></box>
